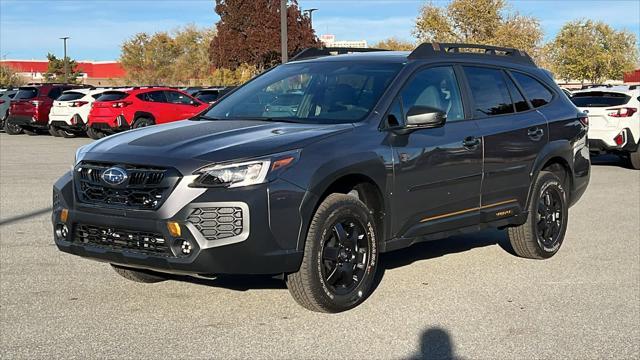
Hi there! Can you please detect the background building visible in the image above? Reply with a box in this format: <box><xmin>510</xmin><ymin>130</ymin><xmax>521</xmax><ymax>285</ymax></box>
<box><xmin>0</xmin><ymin>60</ymin><xmax>126</xmax><ymax>86</ymax></box>
<box><xmin>319</xmin><ymin>34</ymin><xmax>367</xmax><ymax>48</ymax></box>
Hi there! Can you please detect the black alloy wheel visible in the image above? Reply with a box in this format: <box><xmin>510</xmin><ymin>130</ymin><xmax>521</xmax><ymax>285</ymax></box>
<box><xmin>321</xmin><ymin>218</ymin><xmax>369</xmax><ymax>296</ymax></box>
<box><xmin>536</xmin><ymin>185</ymin><xmax>564</xmax><ymax>252</ymax></box>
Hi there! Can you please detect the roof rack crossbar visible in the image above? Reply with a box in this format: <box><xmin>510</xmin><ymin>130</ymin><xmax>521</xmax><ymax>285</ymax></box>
<box><xmin>290</xmin><ymin>47</ymin><xmax>390</xmax><ymax>61</ymax></box>
<box><xmin>408</xmin><ymin>42</ymin><xmax>535</xmax><ymax>66</ymax></box>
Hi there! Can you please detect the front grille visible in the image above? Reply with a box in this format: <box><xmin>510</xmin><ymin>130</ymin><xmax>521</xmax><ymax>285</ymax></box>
<box><xmin>187</xmin><ymin>207</ymin><xmax>244</xmax><ymax>241</ymax></box>
<box><xmin>74</xmin><ymin>224</ymin><xmax>172</xmax><ymax>257</ymax></box>
<box><xmin>74</xmin><ymin>162</ymin><xmax>180</xmax><ymax>210</ymax></box>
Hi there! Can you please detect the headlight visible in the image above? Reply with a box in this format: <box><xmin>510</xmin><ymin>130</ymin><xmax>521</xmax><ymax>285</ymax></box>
<box><xmin>190</xmin><ymin>151</ymin><xmax>298</xmax><ymax>188</ymax></box>
<box><xmin>191</xmin><ymin>160</ymin><xmax>271</xmax><ymax>188</ymax></box>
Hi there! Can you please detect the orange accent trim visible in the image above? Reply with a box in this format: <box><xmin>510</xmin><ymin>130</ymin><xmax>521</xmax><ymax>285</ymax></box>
<box><xmin>419</xmin><ymin>199</ymin><xmax>518</xmax><ymax>223</ymax></box>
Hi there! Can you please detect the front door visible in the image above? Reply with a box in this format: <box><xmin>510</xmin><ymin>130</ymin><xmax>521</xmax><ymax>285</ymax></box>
<box><xmin>390</xmin><ymin>66</ymin><xmax>484</xmax><ymax>238</ymax></box>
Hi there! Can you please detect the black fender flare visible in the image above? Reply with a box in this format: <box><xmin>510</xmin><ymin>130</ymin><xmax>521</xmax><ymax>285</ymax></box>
<box><xmin>132</xmin><ymin>111</ymin><xmax>155</xmax><ymax>125</ymax></box>
<box><xmin>294</xmin><ymin>154</ymin><xmax>389</xmax><ymax>252</ymax></box>
<box><xmin>526</xmin><ymin>139</ymin><xmax>574</xmax><ymax>208</ymax></box>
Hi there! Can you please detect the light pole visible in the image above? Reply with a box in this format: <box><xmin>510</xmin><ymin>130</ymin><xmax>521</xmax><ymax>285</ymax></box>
<box><xmin>280</xmin><ymin>0</ymin><xmax>287</xmax><ymax>63</ymax></box>
<box><xmin>60</xmin><ymin>37</ymin><xmax>70</xmax><ymax>83</ymax></box>
<box><xmin>303</xmin><ymin>8</ymin><xmax>318</xmax><ymax>28</ymax></box>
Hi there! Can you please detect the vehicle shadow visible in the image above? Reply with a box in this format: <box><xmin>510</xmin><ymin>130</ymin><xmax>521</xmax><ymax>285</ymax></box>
<box><xmin>178</xmin><ymin>228</ymin><xmax>513</xmax><ymax>293</ymax></box>
<box><xmin>407</xmin><ymin>327</ymin><xmax>461</xmax><ymax>360</ymax></box>
<box><xmin>0</xmin><ymin>207</ymin><xmax>52</xmax><ymax>227</ymax></box>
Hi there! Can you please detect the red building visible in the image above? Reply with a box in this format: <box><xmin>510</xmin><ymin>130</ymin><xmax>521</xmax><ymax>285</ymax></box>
<box><xmin>623</xmin><ymin>69</ymin><xmax>640</xmax><ymax>83</ymax></box>
<box><xmin>1</xmin><ymin>59</ymin><xmax>126</xmax><ymax>86</ymax></box>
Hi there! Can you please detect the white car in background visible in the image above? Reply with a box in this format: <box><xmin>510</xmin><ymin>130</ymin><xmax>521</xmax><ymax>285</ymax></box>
<box><xmin>571</xmin><ymin>85</ymin><xmax>640</xmax><ymax>169</ymax></box>
<box><xmin>48</xmin><ymin>88</ymin><xmax>112</xmax><ymax>138</ymax></box>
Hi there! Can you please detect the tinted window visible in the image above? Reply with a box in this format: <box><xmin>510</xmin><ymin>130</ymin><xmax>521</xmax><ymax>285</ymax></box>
<box><xmin>203</xmin><ymin>62</ymin><xmax>402</xmax><ymax>124</ymax></box>
<box><xmin>511</xmin><ymin>72</ymin><xmax>553</xmax><ymax>108</ymax></box>
<box><xmin>14</xmin><ymin>87</ymin><xmax>39</xmax><ymax>100</ymax></box>
<box><xmin>57</xmin><ymin>92</ymin><xmax>85</xmax><ymax>101</ymax></box>
<box><xmin>504</xmin><ymin>75</ymin><xmax>530</xmax><ymax>112</ymax></box>
<box><xmin>386</xmin><ymin>98</ymin><xmax>403</xmax><ymax>127</ymax></box>
<box><xmin>47</xmin><ymin>87</ymin><xmax>63</xmax><ymax>100</ymax></box>
<box><xmin>165</xmin><ymin>91</ymin><xmax>194</xmax><ymax>105</ymax></box>
<box><xmin>400</xmin><ymin>66</ymin><xmax>464</xmax><ymax>121</ymax></box>
<box><xmin>96</xmin><ymin>91</ymin><xmax>129</xmax><ymax>101</ymax></box>
<box><xmin>138</xmin><ymin>91</ymin><xmax>167</xmax><ymax>103</ymax></box>
<box><xmin>195</xmin><ymin>91</ymin><xmax>220</xmax><ymax>103</ymax></box>
<box><xmin>464</xmin><ymin>67</ymin><xmax>514</xmax><ymax>117</ymax></box>
<box><xmin>571</xmin><ymin>92</ymin><xmax>631</xmax><ymax>107</ymax></box>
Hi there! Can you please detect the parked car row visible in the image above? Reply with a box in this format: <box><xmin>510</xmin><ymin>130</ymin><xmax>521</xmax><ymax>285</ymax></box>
<box><xmin>0</xmin><ymin>84</ymin><xmax>235</xmax><ymax>138</ymax></box>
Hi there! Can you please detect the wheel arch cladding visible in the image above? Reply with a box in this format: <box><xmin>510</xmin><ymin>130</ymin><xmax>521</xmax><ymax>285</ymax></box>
<box><xmin>134</xmin><ymin>111</ymin><xmax>155</xmax><ymax>123</ymax></box>
<box><xmin>527</xmin><ymin>140</ymin><xmax>574</xmax><ymax>207</ymax></box>
<box><xmin>297</xmin><ymin>163</ymin><xmax>389</xmax><ymax>253</ymax></box>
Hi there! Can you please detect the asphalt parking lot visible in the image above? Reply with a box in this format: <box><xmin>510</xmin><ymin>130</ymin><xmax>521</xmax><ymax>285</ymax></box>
<box><xmin>0</xmin><ymin>132</ymin><xmax>638</xmax><ymax>359</ymax></box>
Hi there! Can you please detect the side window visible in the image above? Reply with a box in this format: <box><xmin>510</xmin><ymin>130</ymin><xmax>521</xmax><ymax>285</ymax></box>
<box><xmin>47</xmin><ymin>87</ymin><xmax>62</xmax><ymax>100</ymax></box>
<box><xmin>463</xmin><ymin>66</ymin><xmax>514</xmax><ymax>117</ymax></box>
<box><xmin>165</xmin><ymin>91</ymin><xmax>194</xmax><ymax>105</ymax></box>
<box><xmin>504</xmin><ymin>74</ymin><xmax>530</xmax><ymax>112</ymax></box>
<box><xmin>400</xmin><ymin>66</ymin><xmax>464</xmax><ymax>122</ymax></box>
<box><xmin>140</xmin><ymin>91</ymin><xmax>166</xmax><ymax>103</ymax></box>
<box><xmin>386</xmin><ymin>98</ymin><xmax>403</xmax><ymax>127</ymax></box>
<box><xmin>511</xmin><ymin>72</ymin><xmax>554</xmax><ymax>108</ymax></box>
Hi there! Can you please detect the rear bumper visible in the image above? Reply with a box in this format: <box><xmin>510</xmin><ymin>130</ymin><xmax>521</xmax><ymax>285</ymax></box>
<box><xmin>49</xmin><ymin>113</ymin><xmax>85</xmax><ymax>127</ymax></box>
<box><xmin>7</xmin><ymin>114</ymin><xmax>49</xmax><ymax>129</ymax></box>
<box><xmin>52</xmin><ymin>171</ymin><xmax>306</xmax><ymax>276</ymax></box>
<box><xmin>588</xmin><ymin>128</ymin><xmax>638</xmax><ymax>153</ymax></box>
<box><xmin>89</xmin><ymin>115</ymin><xmax>129</xmax><ymax>131</ymax></box>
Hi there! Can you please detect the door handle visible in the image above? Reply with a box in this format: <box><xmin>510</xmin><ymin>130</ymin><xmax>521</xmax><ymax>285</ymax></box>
<box><xmin>462</xmin><ymin>136</ymin><xmax>481</xmax><ymax>149</ymax></box>
<box><xmin>527</xmin><ymin>127</ymin><xmax>544</xmax><ymax>140</ymax></box>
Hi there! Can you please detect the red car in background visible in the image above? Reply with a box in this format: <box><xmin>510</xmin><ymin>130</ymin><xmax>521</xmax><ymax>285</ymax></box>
<box><xmin>5</xmin><ymin>83</ymin><xmax>86</xmax><ymax>135</ymax></box>
<box><xmin>86</xmin><ymin>87</ymin><xmax>208</xmax><ymax>139</ymax></box>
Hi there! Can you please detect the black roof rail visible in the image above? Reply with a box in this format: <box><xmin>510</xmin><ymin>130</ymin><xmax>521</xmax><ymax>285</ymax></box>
<box><xmin>290</xmin><ymin>47</ymin><xmax>390</xmax><ymax>61</ymax></box>
<box><xmin>408</xmin><ymin>42</ymin><xmax>535</xmax><ymax>66</ymax></box>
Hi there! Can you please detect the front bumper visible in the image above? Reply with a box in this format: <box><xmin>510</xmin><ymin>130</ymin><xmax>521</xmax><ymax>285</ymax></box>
<box><xmin>52</xmin><ymin>171</ymin><xmax>306</xmax><ymax>276</ymax></box>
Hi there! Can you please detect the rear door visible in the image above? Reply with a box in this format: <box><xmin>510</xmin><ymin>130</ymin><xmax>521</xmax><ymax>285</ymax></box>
<box><xmin>164</xmin><ymin>90</ymin><xmax>203</xmax><ymax>120</ymax></box>
<box><xmin>138</xmin><ymin>91</ymin><xmax>172</xmax><ymax>123</ymax></box>
<box><xmin>462</xmin><ymin>66</ymin><xmax>549</xmax><ymax>215</ymax></box>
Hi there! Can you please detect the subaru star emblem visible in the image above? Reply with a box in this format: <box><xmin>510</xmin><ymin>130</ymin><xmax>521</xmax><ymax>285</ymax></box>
<box><xmin>101</xmin><ymin>167</ymin><xmax>128</xmax><ymax>186</ymax></box>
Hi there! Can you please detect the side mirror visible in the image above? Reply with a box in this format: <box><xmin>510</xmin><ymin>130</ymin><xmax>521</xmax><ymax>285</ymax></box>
<box><xmin>405</xmin><ymin>106</ymin><xmax>446</xmax><ymax>129</ymax></box>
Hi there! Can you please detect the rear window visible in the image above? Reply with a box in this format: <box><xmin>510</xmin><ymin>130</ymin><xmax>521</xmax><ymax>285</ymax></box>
<box><xmin>96</xmin><ymin>91</ymin><xmax>129</xmax><ymax>102</ymax></box>
<box><xmin>195</xmin><ymin>91</ymin><xmax>219</xmax><ymax>103</ymax></box>
<box><xmin>14</xmin><ymin>87</ymin><xmax>39</xmax><ymax>100</ymax></box>
<box><xmin>57</xmin><ymin>92</ymin><xmax>85</xmax><ymax>101</ymax></box>
<box><xmin>571</xmin><ymin>92</ymin><xmax>631</xmax><ymax>107</ymax></box>
<box><xmin>463</xmin><ymin>66</ymin><xmax>515</xmax><ymax>117</ymax></box>
<box><xmin>511</xmin><ymin>72</ymin><xmax>554</xmax><ymax>108</ymax></box>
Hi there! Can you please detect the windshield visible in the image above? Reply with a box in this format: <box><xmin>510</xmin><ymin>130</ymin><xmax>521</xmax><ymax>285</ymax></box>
<box><xmin>202</xmin><ymin>62</ymin><xmax>402</xmax><ymax>124</ymax></box>
<box><xmin>571</xmin><ymin>92</ymin><xmax>631</xmax><ymax>107</ymax></box>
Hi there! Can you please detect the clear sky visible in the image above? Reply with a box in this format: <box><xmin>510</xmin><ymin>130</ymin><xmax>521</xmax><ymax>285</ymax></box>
<box><xmin>1</xmin><ymin>0</ymin><xmax>638</xmax><ymax>61</ymax></box>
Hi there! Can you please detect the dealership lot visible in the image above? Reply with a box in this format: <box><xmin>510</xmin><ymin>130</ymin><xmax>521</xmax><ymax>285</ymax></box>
<box><xmin>0</xmin><ymin>133</ymin><xmax>638</xmax><ymax>358</ymax></box>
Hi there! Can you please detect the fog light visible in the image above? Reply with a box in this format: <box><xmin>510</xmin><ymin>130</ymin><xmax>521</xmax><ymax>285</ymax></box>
<box><xmin>166</xmin><ymin>221</ymin><xmax>181</xmax><ymax>237</ymax></box>
<box><xmin>614</xmin><ymin>131</ymin><xmax>625</xmax><ymax>146</ymax></box>
<box><xmin>60</xmin><ymin>208</ymin><xmax>69</xmax><ymax>223</ymax></box>
<box><xmin>180</xmin><ymin>239</ymin><xmax>193</xmax><ymax>255</ymax></box>
<box><xmin>55</xmin><ymin>224</ymin><xmax>69</xmax><ymax>239</ymax></box>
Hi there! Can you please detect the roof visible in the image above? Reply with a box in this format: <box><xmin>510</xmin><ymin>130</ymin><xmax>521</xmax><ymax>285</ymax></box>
<box><xmin>0</xmin><ymin>60</ymin><xmax>126</xmax><ymax>78</ymax></box>
<box><xmin>290</xmin><ymin>51</ymin><xmax>409</xmax><ymax>64</ymax></box>
<box><xmin>573</xmin><ymin>85</ymin><xmax>639</xmax><ymax>95</ymax></box>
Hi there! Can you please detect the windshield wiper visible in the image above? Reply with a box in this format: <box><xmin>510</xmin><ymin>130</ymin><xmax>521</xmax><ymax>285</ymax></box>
<box><xmin>193</xmin><ymin>115</ymin><xmax>220</xmax><ymax>121</ymax></box>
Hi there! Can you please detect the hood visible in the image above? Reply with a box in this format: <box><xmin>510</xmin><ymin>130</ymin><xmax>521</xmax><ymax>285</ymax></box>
<box><xmin>81</xmin><ymin>119</ymin><xmax>352</xmax><ymax>173</ymax></box>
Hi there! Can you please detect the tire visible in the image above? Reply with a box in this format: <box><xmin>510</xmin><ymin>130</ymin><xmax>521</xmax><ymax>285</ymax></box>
<box><xmin>48</xmin><ymin>126</ymin><xmax>62</xmax><ymax>137</ymax></box>
<box><xmin>507</xmin><ymin>171</ymin><xmax>568</xmax><ymax>259</ymax></box>
<box><xmin>286</xmin><ymin>193</ymin><xmax>379</xmax><ymax>313</ymax></box>
<box><xmin>86</xmin><ymin>127</ymin><xmax>105</xmax><ymax>140</ymax></box>
<box><xmin>111</xmin><ymin>264</ymin><xmax>167</xmax><ymax>283</ymax></box>
<box><xmin>23</xmin><ymin>128</ymin><xmax>40</xmax><ymax>136</ymax></box>
<box><xmin>628</xmin><ymin>150</ymin><xmax>640</xmax><ymax>170</ymax></box>
<box><xmin>4</xmin><ymin>120</ymin><xmax>23</xmax><ymax>135</ymax></box>
<box><xmin>132</xmin><ymin>117</ymin><xmax>154</xmax><ymax>129</ymax></box>
<box><xmin>0</xmin><ymin>110</ymin><xmax>8</xmax><ymax>130</ymax></box>
<box><xmin>59</xmin><ymin>129</ymin><xmax>77</xmax><ymax>138</ymax></box>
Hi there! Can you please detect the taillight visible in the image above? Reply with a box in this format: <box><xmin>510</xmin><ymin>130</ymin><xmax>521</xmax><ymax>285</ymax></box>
<box><xmin>0</xmin><ymin>100</ymin><xmax>4</xmax><ymax>104</ymax></box>
<box><xmin>112</xmin><ymin>101</ymin><xmax>132</xmax><ymax>108</ymax></box>
<box><xmin>579</xmin><ymin>116</ymin><xmax>589</xmax><ymax>127</ymax></box>
<box><xmin>70</xmin><ymin>101</ymin><xmax>88</xmax><ymax>107</ymax></box>
<box><xmin>607</xmin><ymin>107</ymin><xmax>638</xmax><ymax>117</ymax></box>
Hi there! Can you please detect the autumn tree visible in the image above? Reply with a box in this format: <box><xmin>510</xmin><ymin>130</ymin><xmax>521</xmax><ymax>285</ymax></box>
<box><xmin>0</xmin><ymin>65</ymin><xmax>25</xmax><ymax>87</ymax></box>
<box><xmin>120</xmin><ymin>32</ymin><xmax>179</xmax><ymax>85</ymax></box>
<box><xmin>43</xmin><ymin>53</ymin><xmax>82</xmax><ymax>83</ymax></box>
<box><xmin>171</xmin><ymin>25</ymin><xmax>217</xmax><ymax>85</ymax></box>
<box><xmin>545</xmin><ymin>20</ymin><xmax>639</xmax><ymax>84</ymax></box>
<box><xmin>210</xmin><ymin>0</ymin><xmax>320</xmax><ymax>71</ymax></box>
<box><xmin>413</xmin><ymin>0</ymin><xmax>542</xmax><ymax>56</ymax></box>
<box><xmin>372</xmin><ymin>37</ymin><xmax>415</xmax><ymax>51</ymax></box>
